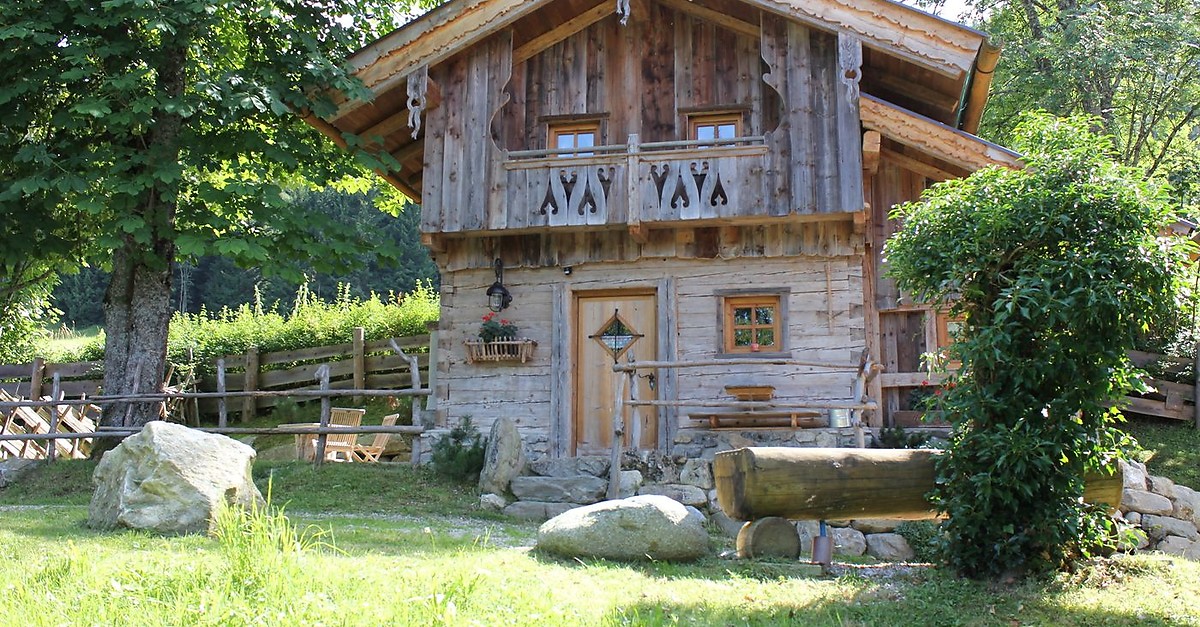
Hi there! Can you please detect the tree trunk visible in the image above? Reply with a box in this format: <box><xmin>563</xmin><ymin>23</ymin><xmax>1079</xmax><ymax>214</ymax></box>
<box><xmin>94</xmin><ymin>244</ymin><xmax>174</xmax><ymax>446</ymax></box>
<box><xmin>90</xmin><ymin>36</ymin><xmax>186</xmax><ymax>457</ymax></box>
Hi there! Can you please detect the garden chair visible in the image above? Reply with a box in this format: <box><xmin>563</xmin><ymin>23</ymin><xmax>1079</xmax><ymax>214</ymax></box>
<box><xmin>322</xmin><ymin>407</ymin><xmax>365</xmax><ymax>462</ymax></box>
<box><xmin>350</xmin><ymin>413</ymin><xmax>399</xmax><ymax>462</ymax></box>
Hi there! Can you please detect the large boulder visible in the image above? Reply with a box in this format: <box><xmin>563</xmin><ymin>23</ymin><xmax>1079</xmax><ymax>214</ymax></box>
<box><xmin>478</xmin><ymin>417</ymin><xmax>525</xmax><ymax>495</ymax></box>
<box><xmin>865</xmin><ymin>533</ymin><xmax>916</xmax><ymax>561</ymax></box>
<box><xmin>537</xmin><ymin>495</ymin><xmax>709</xmax><ymax>561</ymax></box>
<box><xmin>88</xmin><ymin>422</ymin><xmax>263</xmax><ymax>535</ymax></box>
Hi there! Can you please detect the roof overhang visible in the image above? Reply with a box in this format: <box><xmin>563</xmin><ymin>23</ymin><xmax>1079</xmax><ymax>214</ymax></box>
<box><xmin>860</xmin><ymin>94</ymin><xmax>1021</xmax><ymax>174</ymax></box>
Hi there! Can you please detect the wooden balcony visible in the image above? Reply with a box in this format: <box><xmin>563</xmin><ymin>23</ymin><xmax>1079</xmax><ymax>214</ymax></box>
<box><xmin>502</xmin><ymin>134</ymin><xmax>773</xmax><ymax>232</ymax></box>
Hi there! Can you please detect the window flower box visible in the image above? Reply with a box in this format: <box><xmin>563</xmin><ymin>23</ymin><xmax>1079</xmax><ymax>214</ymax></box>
<box><xmin>464</xmin><ymin>338</ymin><xmax>537</xmax><ymax>363</ymax></box>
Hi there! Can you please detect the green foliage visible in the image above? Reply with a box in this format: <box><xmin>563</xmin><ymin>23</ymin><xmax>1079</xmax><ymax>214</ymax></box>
<box><xmin>431</xmin><ymin>417</ymin><xmax>487</xmax><ymax>484</ymax></box>
<box><xmin>884</xmin><ymin>114</ymin><xmax>1189</xmax><ymax>579</ymax></box>
<box><xmin>0</xmin><ymin>271</ymin><xmax>56</xmax><ymax>363</ymax></box>
<box><xmin>877</xmin><ymin>426</ymin><xmax>935</xmax><ymax>449</ymax></box>
<box><xmin>894</xmin><ymin>521</ymin><xmax>941</xmax><ymax>563</ymax></box>
<box><xmin>974</xmin><ymin>0</ymin><xmax>1200</xmax><ymax>211</ymax></box>
<box><xmin>49</xmin><ymin>281</ymin><xmax>439</xmax><ymax>372</ymax></box>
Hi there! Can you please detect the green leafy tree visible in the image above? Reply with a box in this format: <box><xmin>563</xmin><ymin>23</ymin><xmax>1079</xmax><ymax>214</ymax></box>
<box><xmin>0</xmin><ymin>0</ymin><xmax>431</xmax><ymax>444</ymax></box>
<box><xmin>885</xmin><ymin>114</ymin><xmax>1189</xmax><ymax>578</ymax></box>
<box><xmin>968</xmin><ymin>0</ymin><xmax>1200</xmax><ymax>209</ymax></box>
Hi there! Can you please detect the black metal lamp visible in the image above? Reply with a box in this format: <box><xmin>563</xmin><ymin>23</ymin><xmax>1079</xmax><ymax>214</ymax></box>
<box><xmin>486</xmin><ymin>258</ymin><xmax>512</xmax><ymax>312</ymax></box>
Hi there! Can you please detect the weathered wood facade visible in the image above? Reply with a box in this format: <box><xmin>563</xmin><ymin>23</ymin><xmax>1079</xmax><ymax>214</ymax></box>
<box><xmin>314</xmin><ymin>0</ymin><xmax>1022</xmax><ymax>459</ymax></box>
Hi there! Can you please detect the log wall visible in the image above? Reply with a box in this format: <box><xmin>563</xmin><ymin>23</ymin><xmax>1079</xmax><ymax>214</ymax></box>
<box><xmin>430</xmin><ymin>233</ymin><xmax>865</xmax><ymax>455</ymax></box>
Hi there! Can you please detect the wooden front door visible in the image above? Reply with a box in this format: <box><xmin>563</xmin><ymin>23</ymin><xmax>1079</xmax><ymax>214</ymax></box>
<box><xmin>574</xmin><ymin>291</ymin><xmax>658</xmax><ymax>455</ymax></box>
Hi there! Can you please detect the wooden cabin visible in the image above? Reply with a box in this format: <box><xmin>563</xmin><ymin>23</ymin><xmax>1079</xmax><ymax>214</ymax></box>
<box><xmin>310</xmin><ymin>0</ymin><xmax>1022</xmax><ymax>460</ymax></box>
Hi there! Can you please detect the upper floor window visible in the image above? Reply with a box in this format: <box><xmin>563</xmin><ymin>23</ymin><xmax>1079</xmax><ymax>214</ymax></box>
<box><xmin>689</xmin><ymin>113</ymin><xmax>741</xmax><ymax>142</ymax></box>
<box><xmin>550</xmin><ymin>121</ymin><xmax>599</xmax><ymax>157</ymax></box>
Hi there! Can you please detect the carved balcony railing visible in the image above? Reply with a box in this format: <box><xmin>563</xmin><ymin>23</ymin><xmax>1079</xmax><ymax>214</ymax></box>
<box><xmin>503</xmin><ymin>134</ymin><xmax>770</xmax><ymax>230</ymax></box>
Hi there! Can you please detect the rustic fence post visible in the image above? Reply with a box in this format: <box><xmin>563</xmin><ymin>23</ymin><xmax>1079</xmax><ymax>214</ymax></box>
<box><xmin>241</xmin><ymin>347</ymin><xmax>259</xmax><ymax>423</ymax></box>
<box><xmin>29</xmin><ymin>357</ymin><xmax>45</xmax><ymax>401</ymax></box>
<box><xmin>313</xmin><ymin>365</ymin><xmax>332</xmax><ymax>469</ymax></box>
<box><xmin>352</xmin><ymin>327</ymin><xmax>366</xmax><ymax>404</ymax></box>
<box><xmin>216</xmin><ymin>359</ymin><xmax>227</xmax><ymax>428</ymax></box>
<box><xmin>425</xmin><ymin>321</ymin><xmax>439</xmax><ymax>412</ymax></box>
<box><xmin>606</xmin><ymin>368</ymin><xmax>628</xmax><ymax>501</ymax></box>
<box><xmin>1194</xmin><ymin>342</ymin><xmax>1199</xmax><ymax>429</ymax></box>
<box><xmin>47</xmin><ymin>373</ymin><xmax>61</xmax><ymax>463</ymax></box>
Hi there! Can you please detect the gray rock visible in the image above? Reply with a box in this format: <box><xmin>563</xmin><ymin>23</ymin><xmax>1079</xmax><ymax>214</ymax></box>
<box><xmin>1125</xmin><ymin>511</ymin><xmax>1142</xmax><ymax>526</ymax></box>
<box><xmin>1186</xmin><ymin>542</ymin><xmax>1200</xmax><ymax>561</ymax></box>
<box><xmin>479</xmin><ymin>493</ymin><xmax>508</xmax><ymax>512</ymax></box>
<box><xmin>684</xmin><ymin>505</ymin><xmax>707</xmax><ymax>528</ymax></box>
<box><xmin>865</xmin><ymin>533</ymin><xmax>915</xmax><ymax>561</ymax></box>
<box><xmin>1123</xmin><ymin>489</ymin><xmax>1174</xmax><ymax>516</ymax></box>
<box><xmin>1155</xmin><ymin>535</ymin><xmax>1195</xmax><ymax>556</ymax></box>
<box><xmin>88</xmin><ymin>422</ymin><xmax>262</xmax><ymax>535</ymax></box>
<box><xmin>503</xmin><ymin>501</ymin><xmax>578</xmax><ymax>522</ymax></box>
<box><xmin>815</xmin><ymin>432</ymin><xmax>839</xmax><ymax>448</ymax></box>
<box><xmin>795</xmin><ymin>521</ymin><xmax>821</xmax><ymax>553</ymax></box>
<box><xmin>528</xmin><ymin>456</ymin><xmax>609</xmax><ymax>478</ymax></box>
<box><xmin>637</xmin><ymin>483</ymin><xmax>708</xmax><ymax>507</ymax></box>
<box><xmin>536</xmin><ymin>495</ymin><xmax>709</xmax><ymax>561</ymax></box>
<box><xmin>852</xmin><ymin>519</ymin><xmax>901</xmax><ymax>534</ymax></box>
<box><xmin>1141</xmin><ymin>514</ymin><xmax>1199</xmax><ymax>541</ymax></box>
<box><xmin>679</xmin><ymin>459</ymin><xmax>714</xmax><ymax>490</ymax></box>
<box><xmin>618</xmin><ymin>470</ymin><xmax>643</xmax><ymax>498</ymax></box>
<box><xmin>1149</xmin><ymin>475</ymin><xmax>1177</xmax><ymax>500</ymax></box>
<box><xmin>710</xmin><ymin>510</ymin><xmax>746</xmax><ymax>538</ymax></box>
<box><xmin>0</xmin><ymin>458</ymin><xmax>38</xmax><ymax>488</ymax></box>
<box><xmin>1172</xmin><ymin>485</ymin><xmax>1199</xmax><ymax>521</ymax></box>
<box><xmin>510</xmin><ymin>475</ymin><xmax>607</xmax><ymax>504</ymax></box>
<box><xmin>1119</xmin><ymin>459</ymin><xmax>1148</xmax><ymax>492</ymax></box>
<box><xmin>478</xmin><ymin>417</ymin><xmax>525</xmax><ymax>495</ymax></box>
<box><xmin>831</xmin><ymin>526</ymin><xmax>867</xmax><ymax>556</ymax></box>
<box><xmin>737</xmin><ymin>517</ymin><xmax>800</xmax><ymax>559</ymax></box>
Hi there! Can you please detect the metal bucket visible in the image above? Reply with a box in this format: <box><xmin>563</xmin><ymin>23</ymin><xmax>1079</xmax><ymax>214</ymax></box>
<box><xmin>828</xmin><ymin>408</ymin><xmax>850</xmax><ymax>428</ymax></box>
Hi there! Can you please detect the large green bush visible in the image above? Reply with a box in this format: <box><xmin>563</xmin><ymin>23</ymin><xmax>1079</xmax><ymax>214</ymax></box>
<box><xmin>49</xmin><ymin>281</ymin><xmax>439</xmax><ymax>372</ymax></box>
<box><xmin>885</xmin><ymin>114</ymin><xmax>1189</xmax><ymax>579</ymax></box>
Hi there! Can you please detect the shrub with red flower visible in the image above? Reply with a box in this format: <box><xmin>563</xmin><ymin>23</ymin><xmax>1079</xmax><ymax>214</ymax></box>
<box><xmin>479</xmin><ymin>311</ymin><xmax>518</xmax><ymax>342</ymax></box>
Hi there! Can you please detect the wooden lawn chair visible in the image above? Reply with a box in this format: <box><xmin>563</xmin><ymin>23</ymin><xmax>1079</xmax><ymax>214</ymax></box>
<box><xmin>323</xmin><ymin>407</ymin><xmax>365</xmax><ymax>462</ymax></box>
<box><xmin>350</xmin><ymin>413</ymin><xmax>399</xmax><ymax>462</ymax></box>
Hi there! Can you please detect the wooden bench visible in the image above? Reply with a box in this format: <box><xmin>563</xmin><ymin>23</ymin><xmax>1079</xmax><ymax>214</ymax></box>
<box><xmin>689</xmin><ymin>410</ymin><xmax>824</xmax><ymax>429</ymax></box>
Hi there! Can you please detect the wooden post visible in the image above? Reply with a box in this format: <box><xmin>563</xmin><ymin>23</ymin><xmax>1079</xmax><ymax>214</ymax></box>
<box><xmin>241</xmin><ymin>347</ymin><xmax>259</xmax><ymax>423</ymax></box>
<box><xmin>352</xmin><ymin>327</ymin><xmax>366</xmax><ymax>404</ymax></box>
<box><xmin>313</xmin><ymin>365</ymin><xmax>332</xmax><ymax>469</ymax></box>
<box><xmin>216</xmin><ymin>359</ymin><xmax>227</xmax><ymax>428</ymax></box>
<box><xmin>1194</xmin><ymin>340</ymin><xmax>1199</xmax><ymax>429</ymax></box>
<box><xmin>389</xmin><ymin>339</ymin><xmax>422</xmax><ymax>426</ymax></box>
<box><xmin>29</xmin><ymin>357</ymin><xmax>45</xmax><ymax>402</ymax></box>
<box><xmin>425</xmin><ymin>321</ymin><xmax>440</xmax><ymax>412</ymax></box>
<box><xmin>606</xmin><ymin>369</ymin><xmax>628</xmax><ymax>500</ymax></box>
<box><xmin>47</xmin><ymin>373</ymin><xmax>61</xmax><ymax>463</ymax></box>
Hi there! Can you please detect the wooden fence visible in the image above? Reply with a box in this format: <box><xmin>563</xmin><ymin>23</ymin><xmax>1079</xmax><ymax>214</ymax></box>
<box><xmin>0</xmin><ymin>329</ymin><xmax>433</xmax><ymax>422</ymax></box>
<box><xmin>1124</xmin><ymin>350</ymin><xmax>1199</xmax><ymax>427</ymax></box>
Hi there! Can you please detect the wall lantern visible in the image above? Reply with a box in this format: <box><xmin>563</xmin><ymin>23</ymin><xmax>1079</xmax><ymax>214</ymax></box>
<box><xmin>486</xmin><ymin>258</ymin><xmax>512</xmax><ymax>312</ymax></box>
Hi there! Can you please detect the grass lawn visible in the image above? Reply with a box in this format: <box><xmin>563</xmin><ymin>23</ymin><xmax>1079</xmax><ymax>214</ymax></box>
<box><xmin>1125</xmin><ymin>416</ymin><xmax>1200</xmax><ymax>488</ymax></box>
<box><xmin>3</xmin><ymin>462</ymin><xmax>1200</xmax><ymax>626</ymax></box>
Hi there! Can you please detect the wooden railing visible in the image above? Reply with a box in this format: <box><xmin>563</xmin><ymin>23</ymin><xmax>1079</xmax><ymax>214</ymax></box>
<box><xmin>504</xmin><ymin>134</ymin><xmax>770</xmax><ymax>230</ymax></box>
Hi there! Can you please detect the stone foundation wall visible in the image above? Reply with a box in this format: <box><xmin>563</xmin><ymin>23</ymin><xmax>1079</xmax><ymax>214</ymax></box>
<box><xmin>1118</xmin><ymin>460</ymin><xmax>1200</xmax><ymax>559</ymax></box>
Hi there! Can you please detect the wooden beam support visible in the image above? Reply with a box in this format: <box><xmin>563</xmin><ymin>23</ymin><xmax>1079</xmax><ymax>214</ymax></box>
<box><xmin>513</xmin><ymin>1</ymin><xmax>612</xmax><ymax>65</ymax></box>
<box><xmin>391</xmin><ymin>140</ymin><xmax>425</xmax><ymax>168</ymax></box>
<box><xmin>361</xmin><ymin>109</ymin><xmax>412</xmax><ymax>147</ymax></box>
<box><xmin>862</xmin><ymin>130</ymin><xmax>881</xmax><ymax>176</ymax></box>
<box><xmin>880</xmin><ymin>147</ymin><xmax>958</xmax><ymax>182</ymax></box>
<box><xmin>420</xmin><ymin>232</ymin><xmax>447</xmax><ymax>253</ymax></box>
<box><xmin>867</xmin><ymin>72</ymin><xmax>960</xmax><ymax>116</ymax></box>
<box><xmin>861</xmin><ymin>95</ymin><xmax>1023</xmax><ymax>173</ymax></box>
<box><xmin>628</xmin><ymin>223</ymin><xmax>648</xmax><ymax>244</ymax></box>
<box><xmin>657</xmin><ymin>0</ymin><xmax>759</xmax><ymax>38</ymax></box>
<box><xmin>299</xmin><ymin>110</ymin><xmax>422</xmax><ymax>201</ymax></box>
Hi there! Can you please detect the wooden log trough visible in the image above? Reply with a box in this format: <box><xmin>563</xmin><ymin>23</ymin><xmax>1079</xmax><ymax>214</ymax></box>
<box><xmin>713</xmin><ymin>447</ymin><xmax>1124</xmax><ymax>521</ymax></box>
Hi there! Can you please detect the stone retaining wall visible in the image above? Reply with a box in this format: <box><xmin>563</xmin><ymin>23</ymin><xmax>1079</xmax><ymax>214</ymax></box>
<box><xmin>1118</xmin><ymin>460</ymin><xmax>1200</xmax><ymax>559</ymax></box>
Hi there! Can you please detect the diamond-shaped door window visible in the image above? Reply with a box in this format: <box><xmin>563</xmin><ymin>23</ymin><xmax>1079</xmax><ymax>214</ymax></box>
<box><xmin>590</xmin><ymin>310</ymin><xmax>643</xmax><ymax>362</ymax></box>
